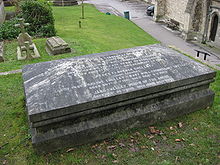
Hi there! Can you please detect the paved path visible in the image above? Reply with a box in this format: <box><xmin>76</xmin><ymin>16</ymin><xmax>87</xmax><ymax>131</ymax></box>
<box><xmin>0</xmin><ymin>69</ymin><xmax>22</xmax><ymax>76</ymax></box>
<box><xmin>88</xmin><ymin>0</ymin><xmax>220</xmax><ymax>70</ymax></box>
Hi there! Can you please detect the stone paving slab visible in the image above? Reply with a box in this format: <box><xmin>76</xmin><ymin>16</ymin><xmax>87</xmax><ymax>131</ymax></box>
<box><xmin>0</xmin><ymin>69</ymin><xmax>22</xmax><ymax>76</ymax></box>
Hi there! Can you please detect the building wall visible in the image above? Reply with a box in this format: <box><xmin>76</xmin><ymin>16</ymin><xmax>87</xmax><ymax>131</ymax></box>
<box><xmin>208</xmin><ymin>0</ymin><xmax>220</xmax><ymax>47</ymax></box>
<box><xmin>0</xmin><ymin>0</ymin><xmax>5</xmax><ymax>24</ymax></box>
<box><xmin>165</xmin><ymin>0</ymin><xmax>188</xmax><ymax>26</ymax></box>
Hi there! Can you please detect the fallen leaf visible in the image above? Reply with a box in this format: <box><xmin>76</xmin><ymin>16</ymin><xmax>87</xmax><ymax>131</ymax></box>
<box><xmin>91</xmin><ymin>144</ymin><xmax>98</xmax><ymax>149</ymax></box>
<box><xmin>178</xmin><ymin>122</ymin><xmax>183</xmax><ymax>128</ymax></box>
<box><xmin>135</xmin><ymin>132</ymin><xmax>141</xmax><ymax>136</ymax></box>
<box><xmin>128</xmin><ymin>143</ymin><xmax>134</xmax><ymax>147</ymax></box>
<box><xmin>141</xmin><ymin>146</ymin><xmax>148</xmax><ymax>149</ymax></box>
<box><xmin>148</xmin><ymin>135</ymin><xmax>154</xmax><ymax>139</ymax></box>
<box><xmin>112</xmin><ymin>153</ymin><xmax>117</xmax><ymax>157</ymax></box>
<box><xmin>107</xmin><ymin>145</ymin><xmax>116</xmax><ymax>150</ymax></box>
<box><xmin>112</xmin><ymin>160</ymin><xmax>119</xmax><ymax>163</ymax></box>
<box><xmin>129</xmin><ymin>147</ymin><xmax>139</xmax><ymax>152</ymax></box>
<box><xmin>162</xmin><ymin>136</ymin><xmax>167</xmax><ymax>140</ymax></box>
<box><xmin>119</xmin><ymin>143</ymin><xmax>125</xmax><ymax>147</ymax></box>
<box><xmin>66</xmin><ymin>148</ymin><xmax>74</xmax><ymax>152</ymax></box>
<box><xmin>149</xmin><ymin>126</ymin><xmax>161</xmax><ymax>134</ymax></box>
<box><xmin>100</xmin><ymin>155</ymin><xmax>106</xmax><ymax>159</ymax></box>
<box><xmin>149</xmin><ymin>126</ymin><xmax>157</xmax><ymax>134</ymax></box>
<box><xmin>3</xmin><ymin>160</ymin><xmax>7</xmax><ymax>165</ymax></box>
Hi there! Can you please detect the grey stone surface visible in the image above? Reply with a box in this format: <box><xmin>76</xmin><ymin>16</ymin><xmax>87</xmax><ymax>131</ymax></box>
<box><xmin>22</xmin><ymin>44</ymin><xmax>216</xmax><ymax>153</ymax></box>
<box><xmin>32</xmin><ymin>88</ymin><xmax>214</xmax><ymax>153</ymax></box>
<box><xmin>53</xmin><ymin>0</ymin><xmax>78</xmax><ymax>6</ymax></box>
<box><xmin>0</xmin><ymin>42</ymin><xmax>4</xmax><ymax>62</ymax></box>
<box><xmin>16</xmin><ymin>18</ymin><xmax>40</xmax><ymax>60</ymax></box>
<box><xmin>0</xmin><ymin>0</ymin><xmax>5</xmax><ymax>24</ymax></box>
<box><xmin>46</xmin><ymin>36</ymin><xmax>71</xmax><ymax>55</ymax></box>
<box><xmin>23</xmin><ymin>44</ymin><xmax>215</xmax><ymax>123</ymax></box>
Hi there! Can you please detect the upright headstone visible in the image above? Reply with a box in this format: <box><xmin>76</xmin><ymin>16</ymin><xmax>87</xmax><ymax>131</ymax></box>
<box><xmin>22</xmin><ymin>44</ymin><xmax>216</xmax><ymax>153</ymax></box>
<box><xmin>15</xmin><ymin>18</ymin><xmax>40</xmax><ymax>60</ymax></box>
<box><xmin>0</xmin><ymin>0</ymin><xmax>5</xmax><ymax>24</ymax></box>
<box><xmin>53</xmin><ymin>0</ymin><xmax>78</xmax><ymax>6</ymax></box>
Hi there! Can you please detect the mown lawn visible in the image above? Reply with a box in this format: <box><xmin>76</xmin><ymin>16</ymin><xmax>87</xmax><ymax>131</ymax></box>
<box><xmin>0</xmin><ymin>4</ymin><xmax>220</xmax><ymax>165</ymax></box>
<box><xmin>0</xmin><ymin>4</ymin><xmax>158</xmax><ymax>72</ymax></box>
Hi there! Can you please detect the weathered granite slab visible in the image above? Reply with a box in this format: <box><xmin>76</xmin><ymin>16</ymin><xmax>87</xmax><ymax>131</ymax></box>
<box><xmin>0</xmin><ymin>42</ymin><xmax>4</xmax><ymax>62</ymax></box>
<box><xmin>46</xmin><ymin>36</ymin><xmax>71</xmax><ymax>55</ymax></box>
<box><xmin>32</xmin><ymin>88</ymin><xmax>214</xmax><ymax>153</ymax></box>
<box><xmin>23</xmin><ymin>44</ymin><xmax>215</xmax><ymax>124</ymax></box>
<box><xmin>22</xmin><ymin>44</ymin><xmax>216</xmax><ymax>153</ymax></box>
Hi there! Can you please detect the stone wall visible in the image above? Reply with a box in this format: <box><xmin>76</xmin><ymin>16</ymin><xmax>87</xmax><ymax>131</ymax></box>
<box><xmin>165</xmin><ymin>0</ymin><xmax>188</xmax><ymax>27</ymax></box>
<box><xmin>0</xmin><ymin>0</ymin><xmax>5</xmax><ymax>24</ymax></box>
<box><xmin>208</xmin><ymin>0</ymin><xmax>220</xmax><ymax>47</ymax></box>
<box><xmin>143</xmin><ymin>0</ymin><xmax>156</xmax><ymax>4</ymax></box>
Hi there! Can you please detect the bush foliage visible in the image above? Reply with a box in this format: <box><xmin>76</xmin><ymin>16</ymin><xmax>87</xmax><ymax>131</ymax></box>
<box><xmin>0</xmin><ymin>0</ymin><xmax>56</xmax><ymax>41</ymax></box>
<box><xmin>20</xmin><ymin>0</ymin><xmax>56</xmax><ymax>37</ymax></box>
<box><xmin>0</xmin><ymin>18</ymin><xmax>20</xmax><ymax>41</ymax></box>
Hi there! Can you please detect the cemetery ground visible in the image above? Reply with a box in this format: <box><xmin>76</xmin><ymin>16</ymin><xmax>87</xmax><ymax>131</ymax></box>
<box><xmin>0</xmin><ymin>5</ymin><xmax>219</xmax><ymax>165</ymax></box>
<box><xmin>0</xmin><ymin>5</ymin><xmax>157</xmax><ymax>72</ymax></box>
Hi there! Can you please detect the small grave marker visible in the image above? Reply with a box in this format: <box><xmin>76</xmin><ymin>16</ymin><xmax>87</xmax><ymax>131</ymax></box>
<box><xmin>46</xmin><ymin>36</ymin><xmax>72</xmax><ymax>55</ymax></box>
<box><xmin>15</xmin><ymin>18</ymin><xmax>40</xmax><ymax>60</ymax></box>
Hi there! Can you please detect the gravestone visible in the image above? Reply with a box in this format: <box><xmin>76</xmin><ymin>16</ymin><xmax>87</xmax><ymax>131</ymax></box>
<box><xmin>53</xmin><ymin>0</ymin><xmax>78</xmax><ymax>6</ymax></box>
<box><xmin>46</xmin><ymin>36</ymin><xmax>71</xmax><ymax>55</ymax></box>
<box><xmin>0</xmin><ymin>0</ymin><xmax>5</xmax><ymax>24</ymax></box>
<box><xmin>0</xmin><ymin>42</ymin><xmax>4</xmax><ymax>62</ymax></box>
<box><xmin>15</xmin><ymin>18</ymin><xmax>40</xmax><ymax>60</ymax></box>
<box><xmin>22</xmin><ymin>44</ymin><xmax>216</xmax><ymax>153</ymax></box>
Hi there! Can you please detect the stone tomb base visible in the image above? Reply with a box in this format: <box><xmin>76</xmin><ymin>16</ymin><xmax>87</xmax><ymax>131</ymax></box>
<box><xmin>22</xmin><ymin>44</ymin><xmax>216</xmax><ymax>153</ymax></box>
<box><xmin>53</xmin><ymin>0</ymin><xmax>78</xmax><ymax>6</ymax></box>
<box><xmin>46</xmin><ymin>36</ymin><xmax>71</xmax><ymax>55</ymax></box>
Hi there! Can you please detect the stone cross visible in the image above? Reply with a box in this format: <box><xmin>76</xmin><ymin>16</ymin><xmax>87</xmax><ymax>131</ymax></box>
<box><xmin>15</xmin><ymin>18</ymin><xmax>30</xmax><ymax>35</ymax></box>
<box><xmin>15</xmin><ymin>18</ymin><xmax>40</xmax><ymax>60</ymax></box>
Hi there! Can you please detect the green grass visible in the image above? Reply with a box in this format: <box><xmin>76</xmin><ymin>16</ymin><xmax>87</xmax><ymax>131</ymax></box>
<box><xmin>4</xmin><ymin>6</ymin><xmax>15</xmax><ymax>12</ymax></box>
<box><xmin>0</xmin><ymin>4</ymin><xmax>158</xmax><ymax>72</ymax></box>
<box><xmin>0</xmin><ymin>5</ymin><xmax>220</xmax><ymax>165</ymax></box>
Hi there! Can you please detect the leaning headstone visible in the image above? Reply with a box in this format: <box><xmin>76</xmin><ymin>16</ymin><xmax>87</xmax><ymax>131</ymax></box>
<box><xmin>15</xmin><ymin>18</ymin><xmax>40</xmax><ymax>60</ymax></box>
<box><xmin>22</xmin><ymin>44</ymin><xmax>216</xmax><ymax>153</ymax></box>
<box><xmin>53</xmin><ymin>0</ymin><xmax>78</xmax><ymax>6</ymax></box>
<box><xmin>46</xmin><ymin>36</ymin><xmax>71</xmax><ymax>55</ymax></box>
<box><xmin>0</xmin><ymin>42</ymin><xmax>4</xmax><ymax>62</ymax></box>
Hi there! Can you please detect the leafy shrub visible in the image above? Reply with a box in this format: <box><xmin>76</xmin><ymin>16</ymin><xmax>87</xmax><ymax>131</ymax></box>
<box><xmin>0</xmin><ymin>0</ymin><xmax>56</xmax><ymax>41</ymax></box>
<box><xmin>20</xmin><ymin>0</ymin><xmax>56</xmax><ymax>37</ymax></box>
<box><xmin>0</xmin><ymin>18</ymin><xmax>20</xmax><ymax>41</ymax></box>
